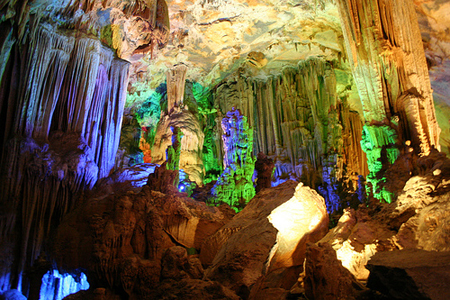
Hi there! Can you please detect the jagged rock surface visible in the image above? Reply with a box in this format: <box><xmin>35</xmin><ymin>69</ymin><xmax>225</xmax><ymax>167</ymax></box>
<box><xmin>255</xmin><ymin>152</ymin><xmax>275</xmax><ymax>193</ymax></box>
<box><xmin>367</xmin><ymin>250</ymin><xmax>450</xmax><ymax>300</ymax></box>
<box><xmin>303</xmin><ymin>242</ymin><xmax>366</xmax><ymax>300</ymax></box>
<box><xmin>202</xmin><ymin>180</ymin><xmax>329</xmax><ymax>299</ymax></box>
<box><xmin>51</xmin><ymin>178</ymin><xmax>234</xmax><ymax>299</ymax></box>
<box><xmin>317</xmin><ymin>151</ymin><xmax>450</xmax><ymax>284</ymax></box>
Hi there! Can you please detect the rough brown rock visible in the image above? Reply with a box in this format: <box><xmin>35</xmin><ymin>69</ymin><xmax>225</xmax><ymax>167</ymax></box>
<box><xmin>153</xmin><ymin>279</ymin><xmax>241</xmax><ymax>300</ymax></box>
<box><xmin>255</xmin><ymin>152</ymin><xmax>275</xmax><ymax>193</ymax></box>
<box><xmin>161</xmin><ymin>246</ymin><xmax>204</xmax><ymax>280</ymax></box>
<box><xmin>52</xmin><ymin>182</ymin><xmax>232</xmax><ymax>297</ymax></box>
<box><xmin>202</xmin><ymin>180</ymin><xmax>329</xmax><ymax>298</ymax></box>
<box><xmin>146</xmin><ymin>162</ymin><xmax>179</xmax><ymax>194</ymax></box>
<box><xmin>367</xmin><ymin>249</ymin><xmax>450</xmax><ymax>300</ymax></box>
<box><xmin>318</xmin><ymin>207</ymin><xmax>396</xmax><ymax>280</ymax></box>
<box><xmin>304</xmin><ymin>242</ymin><xmax>366</xmax><ymax>300</ymax></box>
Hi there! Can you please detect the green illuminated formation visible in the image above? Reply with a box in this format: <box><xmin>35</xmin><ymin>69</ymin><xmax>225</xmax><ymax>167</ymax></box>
<box><xmin>136</xmin><ymin>84</ymin><xmax>165</xmax><ymax>144</ymax></box>
<box><xmin>360</xmin><ymin>124</ymin><xmax>400</xmax><ymax>203</ymax></box>
<box><xmin>210</xmin><ymin>108</ymin><xmax>256</xmax><ymax>212</ymax></box>
<box><xmin>190</xmin><ymin>81</ymin><xmax>222</xmax><ymax>183</ymax></box>
<box><xmin>167</xmin><ymin>127</ymin><xmax>183</xmax><ymax>171</ymax></box>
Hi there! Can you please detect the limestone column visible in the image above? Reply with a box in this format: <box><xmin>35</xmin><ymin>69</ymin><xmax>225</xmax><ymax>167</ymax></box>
<box><xmin>336</xmin><ymin>0</ymin><xmax>440</xmax><ymax>155</ymax></box>
<box><xmin>166</xmin><ymin>64</ymin><xmax>188</xmax><ymax>112</ymax></box>
<box><xmin>151</xmin><ymin>64</ymin><xmax>205</xmax><ymax>185</ymax></box>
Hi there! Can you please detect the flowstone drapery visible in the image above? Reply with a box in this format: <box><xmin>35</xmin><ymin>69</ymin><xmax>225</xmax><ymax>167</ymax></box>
<box><xmin>336</xmin><ymin>0</ymin><xmax>441</xmax><ymax>201</ymax></box>
<box><xmin>213</xmin><ymin>58</ymin><xmax>368</xmax><ymax>212</ymax></box>
<box><xmin>210</xmin><ymin>108</ymin><xmax>255</xmax><ymax>212</ymax></box>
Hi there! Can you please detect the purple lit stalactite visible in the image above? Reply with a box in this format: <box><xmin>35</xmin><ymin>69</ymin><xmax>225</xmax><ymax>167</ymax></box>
<box><xmin>211</xmin><ymin>108</ymin><xmax>255</xmax><ymax>211</ymax></box>
<box><xmin>0</xmin><ymin>24</ymin><xmax>129</xmax><ymax>293</ymax></box>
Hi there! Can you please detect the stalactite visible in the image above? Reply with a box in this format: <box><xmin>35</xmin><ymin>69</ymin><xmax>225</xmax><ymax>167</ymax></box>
<box><xmin>166</xmin><ymin>64</ymin><xmax>188</xmax><ymax>113</ymax></box>
<box><xmin>0</xmin><ymin>23</ymin><xmax>129</xmax><ymax>292</ymax></box>
<box><xmin>335</xmin><ymin>0</ymin><xmax>440</xmax><ymax>202</ymax></box>
<box><xmin>213</xmin><ymin>58</ymin><xmax>368</xmax><ymax>211</ymax></box>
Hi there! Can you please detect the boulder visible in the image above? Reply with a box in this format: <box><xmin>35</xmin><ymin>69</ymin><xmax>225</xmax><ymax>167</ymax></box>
<box><xmin>303</xmin><ymin>243</ymin><xmax>366</xmax><ymax>300</ymax></box>
<box><xmin>319</xmin><ymin>207</ymin><xmax>396</xmax><ymax>280</ymax></box>
<box><xmin>367</xmin><ymin>249</ymin><xmax>450</xmax><ymax>300</ymax></box>
<box><xmin>52</xmin><ymin>182</ymin><xmax>232</xmax><ymax>297</ymax></box>
<box><xmin>202</xmin><ymin>180</ymin><xmax>329</xmax><ymax>298</ymax></box>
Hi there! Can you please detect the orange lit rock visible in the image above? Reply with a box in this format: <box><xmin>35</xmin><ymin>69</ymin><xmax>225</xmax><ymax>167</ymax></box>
<box><xmin>267</xmin><ymin>182</ymin><xmax>329</xmax><ymax>271</ymax></box>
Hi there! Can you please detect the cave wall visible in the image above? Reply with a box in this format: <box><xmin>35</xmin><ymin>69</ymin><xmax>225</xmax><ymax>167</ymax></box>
<box><xmin>0</xmin><ymin>0</ymin><xmax>169</xmax><ymax>294</ymax></box>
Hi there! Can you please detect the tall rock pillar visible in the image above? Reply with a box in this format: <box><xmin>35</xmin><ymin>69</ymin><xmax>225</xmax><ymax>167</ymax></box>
<box><xmin>151</xmin><ymin>64</ymin><xmax>205</xmax><ymax>185</ymax></box>
<box><xmin>167</xmin><ymin>64</ymin><xmax>188</xmax><ymax>112</ymax></box>
<box><xmin>336</xmin><ymin>0</ymin><xmax>441</xmax><ymax>200</ymax></box>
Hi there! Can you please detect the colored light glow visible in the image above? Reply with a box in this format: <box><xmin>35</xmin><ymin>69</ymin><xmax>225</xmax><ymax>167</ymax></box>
<box><xmin>39</xmin><ymin>270</ymin><xmax>89</xmax><ymax>300</ymax></box>
<box><xmin>210</xmin><ymin>108</ymin><xmax>255</xmax><ymax>211</ymax></box>
<box><xmin>360</xmin><ymin>125</ymin><xmax>399</xmax><ymax>203</ymax></box>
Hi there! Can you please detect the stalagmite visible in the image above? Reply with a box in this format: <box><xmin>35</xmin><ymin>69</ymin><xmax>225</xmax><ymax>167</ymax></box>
<box><xmin>210</xmin><ymin>108</ymin><xmax>256</xmax><ymax>211</ymax></box>
<box><xmin>151</xmin><ymin>64</ymin><xmax>205</xmax><ymax>185</ymax></box>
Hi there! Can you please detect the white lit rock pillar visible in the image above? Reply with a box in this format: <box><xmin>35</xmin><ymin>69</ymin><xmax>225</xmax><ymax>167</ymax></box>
<box><xmin>166</xmin><ymin>64</ymin><xmax>188</xmax><ymax>112</ymax></box>
<box><xmin>336</xmin><ymin>0</ymin><xmax>440</xmax><ymax>155</ymax></box>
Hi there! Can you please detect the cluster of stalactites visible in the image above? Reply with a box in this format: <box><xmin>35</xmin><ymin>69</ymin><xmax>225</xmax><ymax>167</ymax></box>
<box><xmin>3</xmin><ymin>0</ymin><xmax>171</xmax><ymax>60</ymax></box>
<box><xmin>213</xmin><ymin>58</ymin><xmax>368</xmax><ymax>212</ymax></box>
<box><xmin>0</xmin><ymin>23</ymin><xmax>129</xmax><ymax>292</ymax></box>
<box><xmin>335</xmin><ymin>0</ymin><xmax>441</xmax><ymax>202</ymax></box>
<box><xmin>336</xmin><ymin>0</ymin><xmax>440</xmax><ymax>155</ymax></box>
<box><xmin>210</xmin><ymin>108</ymin><xmax>255</xmax><ymax>212</ymax></box>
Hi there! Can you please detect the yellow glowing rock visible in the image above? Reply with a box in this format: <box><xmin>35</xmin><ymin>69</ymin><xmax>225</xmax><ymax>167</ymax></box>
<box><xmin>267</xmin><ymin>182</ymin><xmax>329</xmax><ymax>271</ymax></box>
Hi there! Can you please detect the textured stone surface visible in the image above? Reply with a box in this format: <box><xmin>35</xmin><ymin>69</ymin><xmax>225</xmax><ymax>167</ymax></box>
<box><xmin>367</xmin><ymin>250</ymin><xmax>450</xmax><ymax>300</ymax></box>
<box><xmin>51</xmin><ymin>183</ymin><xmax>232</xmax><ymax>297</ymax></box>
<box><xmin>304</xmin><ymin>242</ymin><xmax>365</xmax><ymax>300</ymax></box>
<box><xmin>255</xmin><ymin>152</ymin><xmax>275</xmax><ymax>193</ymax></box>
<box><xmin>318</xmin><ymin>152</ymin><xmax>450</xmax><ymax>283</ymax></box>
<box><xmin>203</xmin><ymin>180</ymin><xmax>328</xmax><ymax>298</ymax></box>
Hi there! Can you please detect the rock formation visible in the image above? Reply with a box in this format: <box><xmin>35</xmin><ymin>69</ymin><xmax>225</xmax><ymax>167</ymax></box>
<box><xmin>336</xmin><ymin>0</ymin><xmax>441</xmax><ymax>201</ymax></box>
<box><xmin>151</xmin><ymin>65</ymin><xmax>205</xmax><ymax>185</ymax></box>
<box><xmin>255</xmin><ymin>152</ymin><xmax>275</xmax><ymax>193</ymax></box>
<box><xmin>210</xmin><ymin>108</ymin><xmax>256</xmax><ymax>211</ymax></box>
<box><xmin>203</xmin><ymin>180</ymin><xmax>329</xmax><ymax>299</ymax></box>
<box><xmin>0</xmin><ymin>0</ymin><xmax>450</xmax><ymax>299</ymax></box>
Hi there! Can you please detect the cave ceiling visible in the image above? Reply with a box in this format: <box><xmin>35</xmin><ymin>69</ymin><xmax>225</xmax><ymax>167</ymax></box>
<box><xmin>128</xmin><ymin>0</ymin><xmax>344</xmax><ymax>95</ymax></box>
<box><xmin>127</xmin><ymin>0</ymin><xmax>450</xmax><ymax>139</ymax></box>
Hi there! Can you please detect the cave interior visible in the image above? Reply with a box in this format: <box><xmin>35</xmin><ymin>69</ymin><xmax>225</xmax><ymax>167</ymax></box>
<box><xmin>1</xmin><ymin>0</ymin><xmax>450</xmax><ymax>299</ymax></box>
